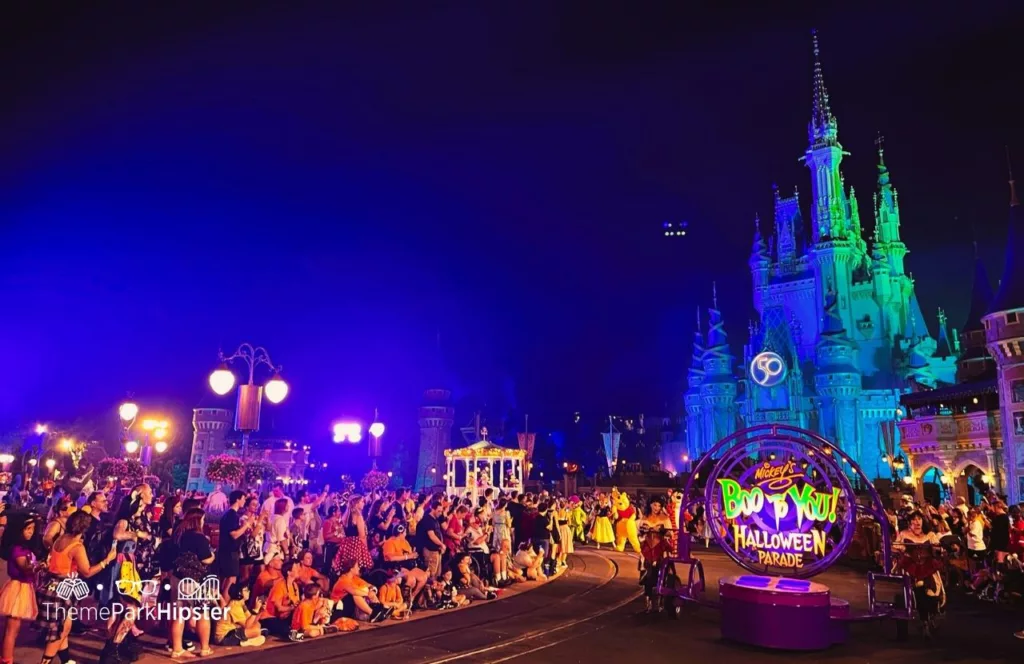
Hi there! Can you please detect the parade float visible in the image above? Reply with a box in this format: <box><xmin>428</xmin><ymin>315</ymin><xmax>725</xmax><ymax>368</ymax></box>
<box><xmin>658</xmin><ymin>423</ymin><xmax>911</xmax><ymax>650</ymax></box>
<box><xmin>444</xmin><ymin>440</ymin><xmax>526</xmax><ymax>501</ymax></box>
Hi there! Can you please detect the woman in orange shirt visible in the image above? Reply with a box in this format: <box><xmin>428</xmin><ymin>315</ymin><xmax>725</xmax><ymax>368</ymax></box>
<box><xmin>330</xmin><ymin>557</ymin><xmax>390</xmax><ymax>623</ymax></box>
<box><xmin>251</xmin><ymin>553</ymin><xmax>284</xmax><ymax>606</ymax></box>
<box><xmin>296</xmin><ymin>550</ymin><xmax>329</xmax><ymax>592</ymax></box>
<box><xmin>37</xmin><ymin>512</ymin><xmax>117</xmax><ymax>664</ymax></box>
<box><xmin>261</xmin><ymin>560</ymin><xmax>302</xmax><ymax>637</ymax></box>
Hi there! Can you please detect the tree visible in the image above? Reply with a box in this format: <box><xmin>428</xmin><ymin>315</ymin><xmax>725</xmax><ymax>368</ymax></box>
<box><xmin>171</xmin><ymin>463</ymin><xmax>189</xmax><ymax>490</ymax></box>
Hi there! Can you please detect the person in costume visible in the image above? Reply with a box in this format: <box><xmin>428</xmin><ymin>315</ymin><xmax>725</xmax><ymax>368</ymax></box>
<box><xmin>638</xmin><ymin>524</ymin><xmax>671</xmax><ymax>612</ymax></box>
<box><xmin>611</xmin><ymin>488</ymin><xmax>641</xmax><ymax>554</ymax></box>
<box><xmin>568</xmin><ymin>497</ymin><xmax>586</xmax><ymax>544</ymax></box>
<box><xmin>641</xmin><ymin>496</ymin><xmax>672</xmax><ymax>533</ymax></box>
<box><xmin>589</xmin><ymin>494</ymin><xmax>614</xmax><ymax>549</ymax></box>
<box><xmin>666</xmin><ymin>489</ymin><xmax>684</xmax><ymax>554</ymax></box>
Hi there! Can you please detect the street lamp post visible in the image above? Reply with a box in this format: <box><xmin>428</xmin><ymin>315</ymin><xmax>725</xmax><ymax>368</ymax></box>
<box><xmin>368</xmin><ymin>414</ymin><xmax>385</xmax><ymax>468</ymax></box>
<box><xmin>119</xmin><ymin>402</ymin><xmax>171</xmax><ymax>471</ymax></box>
<box><xmin>209</xmin><ymin>343</ymin><xmax>288</xmax><ymax>459</ymax></box>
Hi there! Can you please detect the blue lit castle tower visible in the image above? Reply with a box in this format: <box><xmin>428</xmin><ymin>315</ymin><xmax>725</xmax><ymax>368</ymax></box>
<box><xmin>701</xmin><ymin>286</ymin><xmax>739</xmax><ymax>449</ymax></box>
<box><xmin>682</xmin><ymin>32</ymin><xmax>958</xmax><ymax>479</ymax></box>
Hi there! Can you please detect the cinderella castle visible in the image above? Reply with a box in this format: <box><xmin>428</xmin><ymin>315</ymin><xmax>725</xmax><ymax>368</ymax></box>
<box><xmin>682</xmin><ymin>33</ymin><xmax>959</xmax><ymax>479</ymax></box>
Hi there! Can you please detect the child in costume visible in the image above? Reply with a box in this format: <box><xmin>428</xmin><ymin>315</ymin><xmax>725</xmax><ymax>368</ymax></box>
<box><xmin>589</xmin><ymin>494</ymin><xmax>615</xmax><ymax>549</ymax></box>
<box><xmin>612</xmin><ymin>488</ymin><xmax>641</xmax><ymax>554</ymax></box>
<box><xmin>639</xmin><ymin>524</ymin><xmax>671</xmax><ymax>612</ymax></box>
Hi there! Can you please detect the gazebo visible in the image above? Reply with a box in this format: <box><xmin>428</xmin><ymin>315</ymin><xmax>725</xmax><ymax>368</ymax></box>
<box><xmin>444</xmin><ymin>440</ymin><xmax>526</xmax><ymax>501</ymax></box>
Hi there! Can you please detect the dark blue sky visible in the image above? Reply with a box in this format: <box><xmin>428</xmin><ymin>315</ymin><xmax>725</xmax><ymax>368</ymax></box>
<box><xmin>1</xmin><ymin>2</ymin><xmax>1022</xmax><ymax>449</ymax></box>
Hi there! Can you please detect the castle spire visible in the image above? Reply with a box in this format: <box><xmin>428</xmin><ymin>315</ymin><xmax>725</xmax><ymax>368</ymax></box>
<box><xmin>809</xmin><ymin>29</ymin><xmax>838</xmax><ymax>148</ymax></box>
<box><xmin>988</xmin><ymin>148</ymin><xmax>1024</xmax><ymax>313</ymax></box>
<box><xmin>750</xmin><ymin>213</ymin><xmax>770</xmax><ymax>263</ymax></box>
<box><xmin>935</xmin><ymin>308</ymin><xmax>953</xmax><ymax>358</ymax></box>
<box><xmin>963</xmin><ymin>242</ymin><xmax>994</xmax><ymax>331</ymax></box>
<box><xmin>689</xmin><ymin>306</ymin><xmax>705</xmax><ymax>372</ymax></box>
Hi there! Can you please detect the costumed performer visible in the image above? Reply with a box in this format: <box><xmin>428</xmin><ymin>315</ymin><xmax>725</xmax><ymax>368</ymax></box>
<box><xmin>638</xmin><ymin>524</ymin><xmax>670</xmax><ymax>613</ymax></box>
<box><xmin>568</xmin><ymin>497</ymin><xmax>586</xmax><ymax>544</ymax></box>
<box><xmin>641</xmin><ymin>496</ymin><xmax>672</xmax><ymax>534</ymax></box>
<box><xmin>666</xmin><ymin>489</ymin><xmax>684</xmax><ymax>554</ymax></box>
<box><xmin>611</xmin><ymin>488</ymin><xmax>641</xmax><ymax>554</ymax></box>
<box><xmin>589</xmin><ymin>494</ymin><xmax>614</xmax><ymax>549</ymax></box>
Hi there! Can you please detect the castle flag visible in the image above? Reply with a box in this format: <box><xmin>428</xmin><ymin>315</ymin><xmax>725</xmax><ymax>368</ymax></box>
<box><xmin>601</xmin><ymin>431</ymin><xmax>621</xmax><ymax>474</ymax></box>
<box><xmin>517</xmin><ymin>432</ymin><xmax>536</xmax><ymax>463</ymax></box>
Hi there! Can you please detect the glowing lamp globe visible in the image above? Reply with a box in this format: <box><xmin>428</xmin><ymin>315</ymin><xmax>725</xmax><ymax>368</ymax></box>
<box><xmin>369</xmin><ymin>422</ymin><xmax>385</xmax><ymax>438</ymax></box>
<box><xmin>119</xmin><ymin>402</ymin><xmax>139</xmax><ymax>422</ymax></box>
<box><xmin>154</xmin><ymin>441</ymin><xmax>169</xmax><ymax>454</ymax></box>
<box><xmin>264</xmin><ymin>375</ymin><xmax>289</xmax><ymax>404</ymax></box>
<box><xmin>209</xmin><ymin>367</ymin><xmax>236</xmax><ymax>396</ymax></box>
<box><xmin>124</xmin><ymin>440</ymin><xmax>140</xmax><ymax>454</ymax></box>
<box><xmin>45</xmin><ymin>459</ymin><xmax>56</xmax><ymax>470</ymax></box>
<box><xmin>28</xmin><ymin>459</ymin><xmax>37</xmax><ymax>466</ymax></box>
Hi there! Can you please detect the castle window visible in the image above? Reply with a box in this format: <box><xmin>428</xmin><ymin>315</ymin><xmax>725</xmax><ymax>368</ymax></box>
<box><xmin>1008</xmin><ymin>312</ymin><xmax>1019</xmax><ymax>324</ymax></box>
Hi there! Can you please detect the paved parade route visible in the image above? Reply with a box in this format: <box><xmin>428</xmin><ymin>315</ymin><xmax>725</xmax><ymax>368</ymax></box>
<box><xmin>12</xmin><ymin>547</ymin><xmax>1017</xmax><ymax>664</ymax></box>
<box><xmin>215</xmin><ymin>547</ymin><xmax>1018</xmax><ymax>664</ymax></box>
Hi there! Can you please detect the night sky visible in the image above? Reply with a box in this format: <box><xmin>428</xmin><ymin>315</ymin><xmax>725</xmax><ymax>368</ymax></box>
<box><xmin>2</xmin><ymin>3</ymin><xmax>1022</xmax><ymax>451</ymax></box>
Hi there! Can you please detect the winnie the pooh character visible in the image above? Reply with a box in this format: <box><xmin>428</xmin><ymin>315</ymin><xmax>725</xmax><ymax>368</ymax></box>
<box><xmin>611</xmin><ymin>487</ymin><xmax>641</xmax><ymax>553</ymax></box>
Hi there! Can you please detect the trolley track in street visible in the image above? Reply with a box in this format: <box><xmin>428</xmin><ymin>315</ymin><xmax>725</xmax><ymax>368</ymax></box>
<box><xmin>214</xmin><ymin>548</ymin><xmax>641</xmax><ymax>664</ymax></box>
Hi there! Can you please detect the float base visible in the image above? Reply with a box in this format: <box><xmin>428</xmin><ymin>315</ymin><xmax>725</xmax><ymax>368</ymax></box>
<box><xmin>719</xmin><ymin>575</ymin><xmax>845</xmax><ymax>650</ymax></box>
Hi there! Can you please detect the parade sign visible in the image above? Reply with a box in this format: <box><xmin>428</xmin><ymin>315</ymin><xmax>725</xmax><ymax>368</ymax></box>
<box><xmin>704</xmin><ymin>432</ymin><xmax>855</xmax><ymax>578</ymax></box>
<box><xmin>749</xmin><ymin>351</ymin><xmax>786</xmax><ymax>388</ymax></box>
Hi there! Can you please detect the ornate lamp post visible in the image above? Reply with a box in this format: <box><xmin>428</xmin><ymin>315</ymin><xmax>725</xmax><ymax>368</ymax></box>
<box><xmin>209</xmin><ymin>343</ymin><xmax>288</xmax><ymax>458</ymax></box>
<box><xmin>368</xmin><ymin>413</ymin><xmax>385</xmax><ymax>468</ymax></box>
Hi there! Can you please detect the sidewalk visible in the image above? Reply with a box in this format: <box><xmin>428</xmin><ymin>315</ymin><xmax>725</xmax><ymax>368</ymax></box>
<box><xmin>7</xmin><ymin>566</ymin><xmax>566</xmax><ymax>664</ymax></box>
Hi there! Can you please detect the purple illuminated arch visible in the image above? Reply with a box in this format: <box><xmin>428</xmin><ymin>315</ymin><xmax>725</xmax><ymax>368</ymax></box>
<box><xmin>682</xmin><ymin>424</ymin><xmax>893</xmax><ymax>578</ymax></box>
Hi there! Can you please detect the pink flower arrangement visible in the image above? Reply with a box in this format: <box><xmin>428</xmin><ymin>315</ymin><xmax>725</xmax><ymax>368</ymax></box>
<box><xmin>96</xmin><ymin>457</ymin><xmax>145</xmax><ymax>487</ymax></box>
<box><xmin>205</xmin><ymin>454</ymin><xmax>245</xmax><ymax>485</ymax></box>
<box><xmin>360</xmin><ymin>469</ymin><xmax>389</xmax><ymax>493</ymax></box>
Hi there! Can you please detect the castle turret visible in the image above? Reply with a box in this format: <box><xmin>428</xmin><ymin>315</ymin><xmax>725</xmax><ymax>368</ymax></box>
<box><xmin>958</xmin><ymin>244</ymin><xmax>996</xmax><ymax>382</ymax></box>
<box><xmin>701</xmin><ymin>285</ymin><xmax>738</xmax><ymax>447</ymax></box>
<box><xmin>750</xmin><ymin>214</ymin><xmax>771</xmax><ymax>310</ymax></box>
<box><xmin>684</xmin><ymin>308</ymin><xmax>707</xmax><ymax>458</ymax></box>
<box><xmin>416</xmin><ymin>388</ymin><xmax>455</xmax><ymax>490</ymax></box>
<box><xmin>188</xmin><ymin>408</ymin><xmax>233</xmax><ymax>492</ymax></box>
<box><xmin>875</xmin><ymin>136</ymin><xmax>908</xmax><ymax>277</ymax></box>
<box><xmin>773</xmin><ymin>185</ymin><xmax>802</xmax><ymax>267</ymax></box>
<box><xmin>416</xmin><ymin>335</ymin><xmax>455</xmax><ymax>490</ymax></box>
<box><xmin>814</xmin><ymin>288</ymin><xmax>863</xmax><ymax>461</ymax></box>
<box><xmin>983</xmin><ymin>158</ymin><xmax>1024</xmax><ymax>503</ymax></box>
